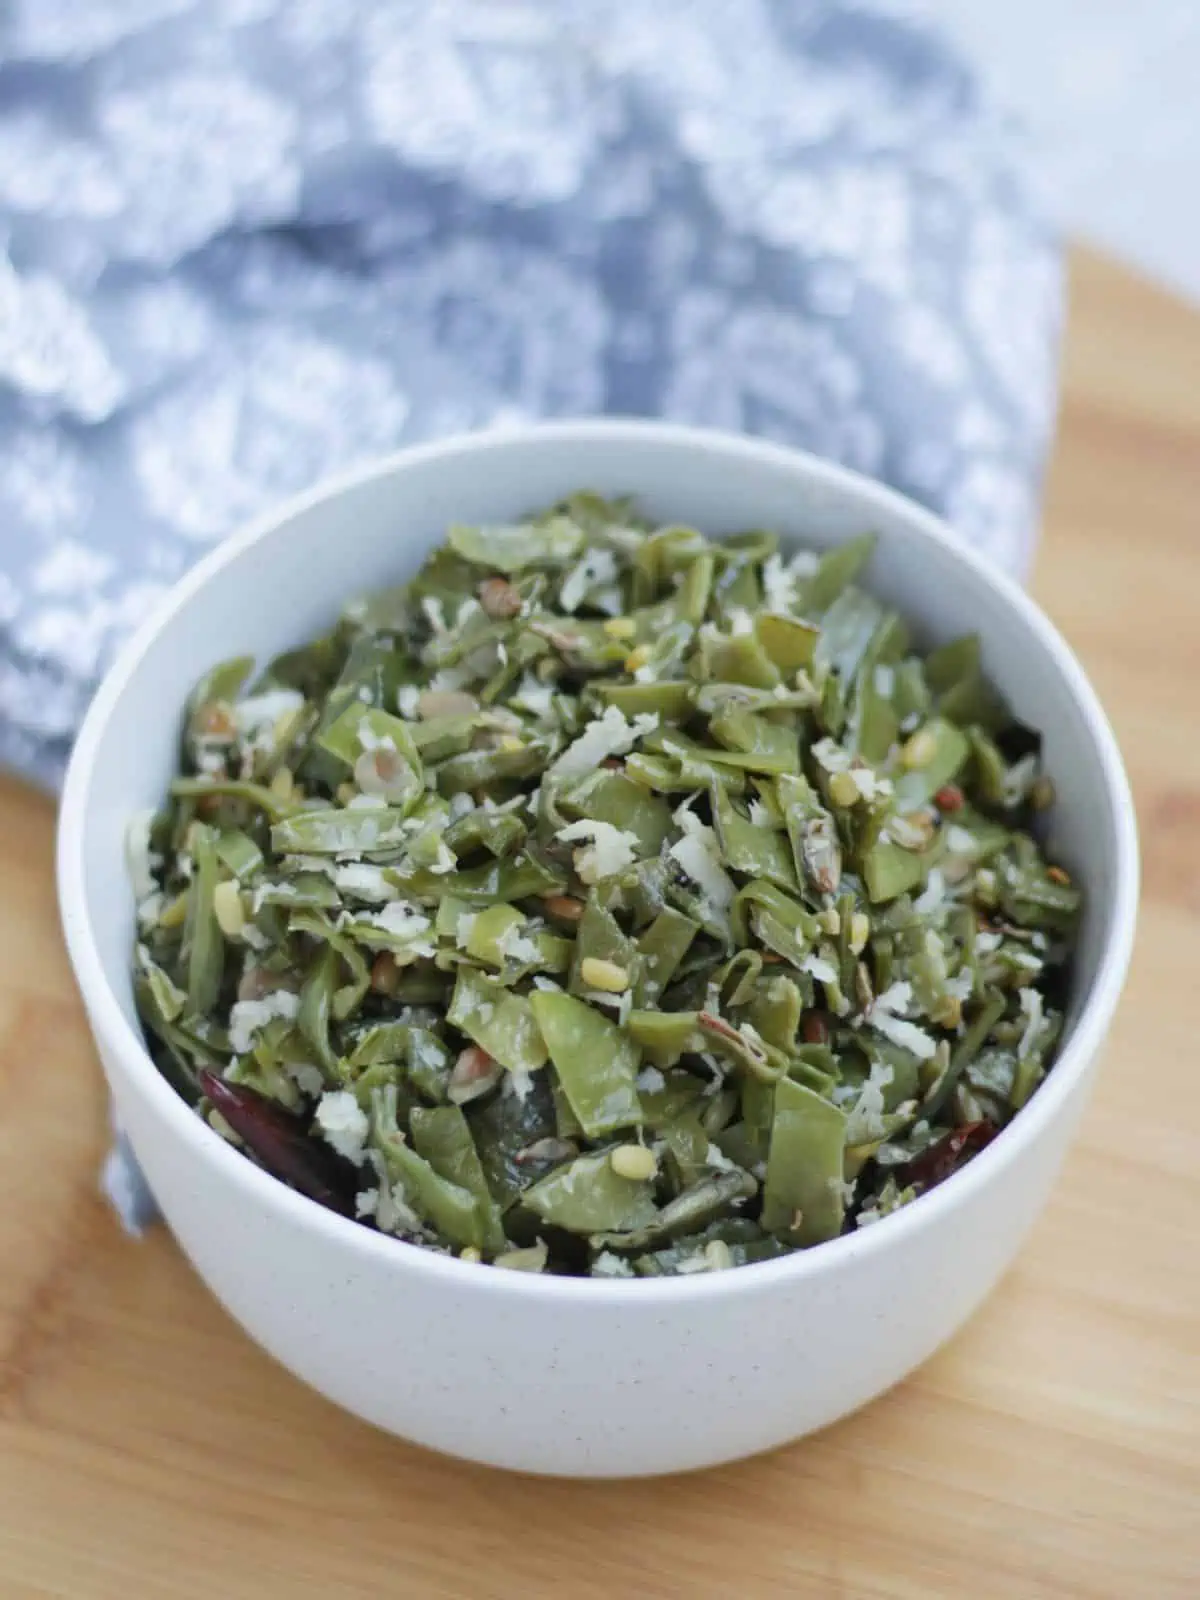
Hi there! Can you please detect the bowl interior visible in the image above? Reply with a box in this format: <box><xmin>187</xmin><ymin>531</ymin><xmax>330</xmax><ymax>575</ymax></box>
<box><xmin>67</xmin><ymin>424</ymin><xmax>1129</xmax><ymax>1095</ymax></box>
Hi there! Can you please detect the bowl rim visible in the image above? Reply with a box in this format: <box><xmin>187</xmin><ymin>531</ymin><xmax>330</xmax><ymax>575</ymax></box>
<box><xmin>56</xmin><ymin>418</ymin><xmax>1139</xmax><ymax>1303</ymax></box>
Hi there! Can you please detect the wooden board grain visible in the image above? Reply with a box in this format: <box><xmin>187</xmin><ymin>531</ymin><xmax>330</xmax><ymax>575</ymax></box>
<box><xmin>0</xmin><ymin>249</ymin><xmax>1197</xmax><ymax>1599</ymax></box>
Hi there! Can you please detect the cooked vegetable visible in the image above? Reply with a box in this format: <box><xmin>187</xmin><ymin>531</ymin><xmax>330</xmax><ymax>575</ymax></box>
<box><xmin>131</xmin><ymin>495</ymin><xmax>1080</xmax><ymax>1276</ymax></box>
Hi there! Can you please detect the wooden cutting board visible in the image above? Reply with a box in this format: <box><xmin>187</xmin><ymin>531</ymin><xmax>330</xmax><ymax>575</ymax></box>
<box><xmin>0</xmin><ymin>249</ymin><xmax>1196</xmax><ymax>1600</ymax></box>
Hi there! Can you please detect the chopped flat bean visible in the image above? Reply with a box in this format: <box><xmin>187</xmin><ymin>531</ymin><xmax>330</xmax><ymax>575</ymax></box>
<box><xmin>524</xmin><ymin>1150</ymin><xmax>659</xmax><ymax>1234</ymax></box>
<box><xmin>410</xmin><ymin>1106</ymin><xmax>508</xmax><ymax>1255</ymax></box>
<box><xmin>530</xmin><ymin>990</ymin><xmax>643</xmax><ymax>1139</ymax></box>
<box><xmin>371</xmin><ymin>1088</ymin><xmax>486</xmax><ymax>1250</ymax></box>
<box><xmin>184</xmin><ymin>826</ymin><xmax>223</xmax><ymax>1016</ymax></box>
<box><xmin>761</xmin><ymin>1077</ymin><xmax>846</xmax><ymax>1244</ymax></box>
<box><xmin>448</xmin><ymin>969</ymin><xmax>548</xmax><ymax>1075</ymax></box>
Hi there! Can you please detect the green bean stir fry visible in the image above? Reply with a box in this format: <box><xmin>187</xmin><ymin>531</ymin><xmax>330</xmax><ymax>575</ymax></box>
<box><xmin>130</xmin><ymin>496</ymin><xmax>1080</xmax><ymax>1277</ymax></box>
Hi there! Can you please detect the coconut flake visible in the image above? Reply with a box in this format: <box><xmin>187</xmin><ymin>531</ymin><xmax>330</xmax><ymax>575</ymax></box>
<box><xmin>812</xmin><ymin>737</ymin><xmax>851</xmax><ymax>773</ymax></box>
<box><xmin>858</xmin><ymin>980</ymin><xmax>938</xmax><ymax>1060</ymax></box>
<box><xmin>592</xmin><ymin>1250</ymin><xmax>635</xmax><ymax>1278</ymax></box>
<box><xmin>505</xmin><ymin>1067</ymin><xmax>535</xmax><ymax>1103</ymax></box>
<box><xmin>367</xmin><ymin>901</ymin><xmax>432</xmax><ymax>939</ymax></box>
<box><xmin>914</xmin><ymin>867</ymin><xmax>946</xmax><ymax>915</ymax></box>
<box><xmin>421</xmin><ymin>596</ymin><xmax>447</xmax><ymax>635</ymax></box>
<box><xmin>870</xmin><ymin>1011</ymin><xmax>947</xmax><ymax>1062</ymax></box>
<box><xmin>495</xmin><ymin>920</ymin><xmax>541</xmax><ymax>964</ymax></box>
<box><xmin>1003</xmin><ymin>753</ymin><xmax>1040</xmax><ymax>808</ymax></box>
<box><xmin>232</xmin><ymin>689</ymin><xmax>304</xmax><ymax>736</ymax></box>
<box><xmin>314</xmin><ymin>1091</ymin><xmax>369</xmax><ymax>1163</ymax></box>
<box><xmin>705</xmin><ymin>1142</ymin><xmax>737</xmax><ymax>1172</ymax></box>
<box><xmin>868</xmin><ymin>1010</ymin><xmax>937</xmax><ymax>1060</ymax></box>
<box><xmin>333</xmin><ymin>863</ymin><xmax>398</xmax><ymax>903</ymax></box>
<box><xmin>285</xmin><ymin>1062</ymin><xmax>325</xmax><ymax>1098</ymax></box>
<box><xmin>845</xmin><ymin>1060</ymin><xmax>895</xmax><ymax>1144</ymax></box>
<box><xmin>549</xmin><ymin>705</ymin><xmax>659</xmax><ymax>782</ymax></box>
<box><xmin>945</xmin><ymin>969</ymin><xmax>975</xmax><ymax>1002</ymax></box>
<box><xmin>1018</xmin><ymin>986</ymin><xmax>1045</xmax><ymax>1058</ymax></box>
<box><xmin>762</xmin><ymin>552</ymin><xmax>800</xmax><ymax>613</ymax></box>
<box><xmin>1008</xmin><ymin>948</ymin><xmax>1044</xmax><ymax>976</ymax></box>
<box><xmin>790</xmin><ymin>548</ymin><xmax>820</xmax><ymax>577</ymax></box>
<box><xmin>125</xmin><ymin>809</ymin><xmax>160</xmax><ymax>902</ymax></box>
<box><xmin>559</xmin><ymin>548</ymin><xmax>617</xmax><ymax>613</ymax></box>
<box><xmin>875</xmin><ymin>980</ymin><xmax>914</xmax><ymax>1014</ymax></box>
<box><xmin>944</xmin><ymin>824</ymin><xmax>979</xmax><ymax>858</ymax></box>
<box><xmin>557</xmin><ymin>818</ymin><xmax>640</xmax><ymax>883</ymax></box>
<box><xmin>359</xmin><ymin>1151</ymin><xmax>416</xmax><ymax>1232</ymax></box>
<box><xmin>356</xmin><ymin>720</ymin><xmax>395</xmax><ymax>754</ymax></box>
<box><xmin>136</xmin><ymin>892</ymin><xmax>164</xmax><ymax>928</ymax></box>
<box><xmin>511</xmin><ymin>674</ymin><xmax>555</xmax><ymax>718</ymax></box>
<box><xmin>195</xmin><ymin>747</ymin><xmax>228</xmax><ymax>775</ymax></box>
<box><xmin>425</xmin><ymin>839</ymin><xmax>457</xmax><ymax>876</ymax></box>
<box><xmin>849</xmin><ymin>766</ymin><xmax>890</xmax><ymax>802</ymax></box>
<box><xmin>284</xmin><ymin>854</ymin><xmax>336</xmax><ymax>876</ymax></box>
<box><xmin>669</xmin><ymin>812</ymin><xmax>735</xmax><ymax>910</ymax></box>
<box><xmin>227</xmin><ymin>990</ymin><xmax>300</xmax><ymax>1054</ymax></box>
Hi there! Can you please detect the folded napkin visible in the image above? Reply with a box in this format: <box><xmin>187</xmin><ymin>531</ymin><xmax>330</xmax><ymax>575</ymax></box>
<box><xmin>0</xmin><ymin>0</ymin><xmax>1062</xmax><ymax>1230</ymax></box>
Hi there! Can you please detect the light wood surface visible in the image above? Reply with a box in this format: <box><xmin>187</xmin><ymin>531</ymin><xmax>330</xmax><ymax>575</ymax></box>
<box><xmin>1</xmin><ymin>249</ymin><xmax>1197</xmax><ymax>1599</ymax></box>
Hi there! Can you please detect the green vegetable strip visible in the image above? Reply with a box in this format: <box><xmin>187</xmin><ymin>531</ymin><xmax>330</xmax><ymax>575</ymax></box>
<box><xmin>761</xmin><ymin>1078</ymin><xmax>846</xmax><ymax>1245</ymax></box>
<box><xmin>184</xmin><ymin>825</ymin><xmax>223</xmax><ymax>1016</ymax></box>
<box><xmin>634</xmin><ymin>909</ymin><xmax>699</xmax><ymax>1007</ymax></box>
<box><xmin>523</xmin><ymin>1151</ymin><xmax>659</xmax><ymax>1234</ymax></box>
<box><xmin>371</xmin><ymin>1088</ymin><xmax>485</xmax><ymax>1250</ymax></box>
<box><xmin>711</xmin><ymin>783</ymin><xmax>799</xmax><ymax>889</ymax></box>
<box><xmin>530</xmin><ymin>991</ymin><xmax>643</xmax><ymax>1139</ymax></box>
<box><xmin>448</xmin><ymin>969</ymin><xmax>547</xmax><ymax>1075</ymax></box>
<box><xmin>410</xmin><ymin>1107</ymin><xmax>508</xmax><ymax>1255</ymax></box>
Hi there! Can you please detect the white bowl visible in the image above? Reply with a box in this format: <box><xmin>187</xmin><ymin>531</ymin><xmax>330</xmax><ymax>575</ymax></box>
<box><xmin>57</xmin><ymin>421</ymin><xmax>1138</xmax><ymax>1477</ymax></box>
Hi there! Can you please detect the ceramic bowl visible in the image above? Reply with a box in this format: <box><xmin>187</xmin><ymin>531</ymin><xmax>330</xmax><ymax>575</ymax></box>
<box><xmin>57</xmin><ymin>422</ymin><xmax>1138</xmax><ymax>1476</ymax></box>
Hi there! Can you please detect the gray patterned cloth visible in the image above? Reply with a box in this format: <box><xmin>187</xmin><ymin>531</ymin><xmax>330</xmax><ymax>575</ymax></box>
<box><xmin>0</xmin><ymin>0</ymin><xmax>1062</xmax><ymax>1229</ymax></box>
